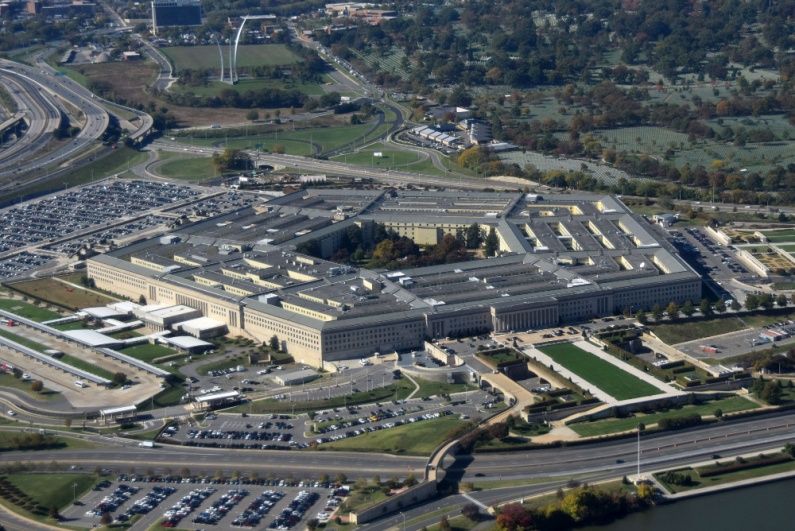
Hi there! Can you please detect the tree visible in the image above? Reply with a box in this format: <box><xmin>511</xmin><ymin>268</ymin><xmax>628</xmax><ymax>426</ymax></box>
<box><xmin>461</xmin><ymin>503</ymin><xmax>481</xmax><ymax>521</ymax></box>
<box><xmin>64</xmin><ymin>418</ymin><xmax>71</xmax><ymax>428</ymax></box>
<box><xmin>439</xmin><ymin>515</ymin><xmax>451</xmax><ymax>531</ymax></box>
<box><xmin>307</xmin><ymin>518</ymin><xmax>319</xmax><ymax>531</ymax></box>
<box><xmin>112</xmin><ymin>372</ymin><xmax>127</xmax><ymax>386</ymax></box>
<box><xmin>403</xmin><ymin>473</ymin><xmax>418</xmax><ymax>487</ymax></box>
<box><xmin>496</xmin><ymin>503</ymin><xmax>533</xmax><ymax>531</ymax></box>
<box><xmin>745</xmin><ymin>293</ymin><xmax>759</xmax><ymax>311</ymax></box>
<box><xmin>484</xmin><ymin>227</ymin><xmax>499</xmax><ymax>257</ymax></box>
<box><xmin>269</xmin><ymin>335</ymin><xmax>280</xmax><ymax>351</ymax></box>
<box><xmin>731</xmin><ymin>299</ymin><xmax>742</xmax><ymax>311</ymax></box>
<box><xmin>637</xmin><ymin>483</ymin><xmax>654</xmax><ymax>503</ymax></box>
<box><xmin>699</xmin><ymin>298</ymin><xmax>713</xmax><ymax>316</ymax></box>
<box><xmin>681</xmin><ymin>300</ymin><xmax>695</xmax><ymax>317</ymax></box>
<box><xmin>635</xmin><ymin>309</ymin><xmax>647</xmax><ymax>324</ymax></box>
<box><xmin>100</xmin><ymin>512</ymin><xmax>112</xmax><ymax>525</ymax></box>
<box><xmin>31</xmin><ymin>380</ymin><xmax>44</xmax><ymax>393</ymax></box>
<box><xmin>138</xmin><ymin>294</ymin><xmax>147</xmax><ymax>305</ymax></box>
<box><xmin>465</xmin><ymin>223</ymin><xmax>483</xmax><ymax>249</ymax></box>
<box><xmin>371</xmin><ymin>474</ymin><xmax>381</xmax><ymax>486</ymax></box>
<box><xmin>246</xmin><ymin>110</ymin><xmax>260</xmax><ymax>121</ymax></box>
<box><xmin>666</xmin><ymin>301</ymin><xmax>680</xmax><ymax>320</ymax></box>
<box><xmin>335</xmin><ymin>473</ymin><xmax>347</xmax><ymax>485</ymax></box>
<box><xmin>651</xmin><ymin>304</ymin><xmax>663</xmax><ymax>321</ymax></box>
<box><xmin>48</xmin><ymin>505</ymin><xmax>60</xmax><ymax>520</ymax></box>
<box><xmin>760</xmin><ymin>380</ymin><xmax>782</xmax><ymax>405</ymax></box>
<box><xmin>714</xmin><ymin>299</ymin><xmax>726</xmax><ymax>313</ymax></box>
<box><xmin>714</xmin><ymin>408</ymin><xmax>723</xmax><ymax>419</ymax></box>
<box><xmin>777</xmin><ymin>294</ymin><xmax>789</xmax><ymax>307</ymax></box>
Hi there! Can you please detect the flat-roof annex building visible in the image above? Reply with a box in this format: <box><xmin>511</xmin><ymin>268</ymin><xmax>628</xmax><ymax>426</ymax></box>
<box><xmin>87</xmin><ymin>190</ymin><xmax>701</xmax><ymax>368</ymax></box>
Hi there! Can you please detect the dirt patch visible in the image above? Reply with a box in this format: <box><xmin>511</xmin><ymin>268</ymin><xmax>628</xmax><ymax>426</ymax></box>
<box><xmin>75</xmin><ymin>61</ymin><xmax>302</xmax><ymax>128</ymax></box>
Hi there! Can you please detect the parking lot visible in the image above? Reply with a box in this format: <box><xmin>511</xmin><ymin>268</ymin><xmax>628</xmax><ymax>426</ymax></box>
<box><xmin>61</xmin><ymin>477</ymin><xmax>334</xmax><ymax>530</ymax></box>
<box><xmin>0</xmin><ymin>179</ymin><xmax>213</xmax><ymax>279</ymax></box>
<box><xmin>678</xmin><ymin>321</ymin><xmax>795</xmax><ymax>361</ymax></box>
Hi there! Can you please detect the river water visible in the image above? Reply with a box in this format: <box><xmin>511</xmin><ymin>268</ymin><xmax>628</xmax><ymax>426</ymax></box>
<box><xmin>582</xmin><ymin>477</ymin><xmax>794</xmax><ymax>530</ymax></box>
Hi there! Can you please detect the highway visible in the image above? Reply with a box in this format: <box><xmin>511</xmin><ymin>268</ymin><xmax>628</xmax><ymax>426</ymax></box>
<box><xmin>1</xmin><ymin>409</ymin><xmax>794</xmax><ymax>530</ymax></box>
<box><xmin>0</xmin><ymin>59</ymin><xmax>109</xmax><ymax>191</ymax></box>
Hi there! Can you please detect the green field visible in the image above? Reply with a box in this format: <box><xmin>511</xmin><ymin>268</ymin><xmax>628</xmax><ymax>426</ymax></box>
<box><xmin>649</xmin><ymin>316</ymin><xmax>749</xmax><ymax>344</ymax></box>
<box><xmin>655</xmin><ymin>455</ymin><xmax>795</xmax><ymax>494</ymax></box>
<box><xmin>318</xmin><ymin>416</ymin><xmax>462</xmax><ymax>455</ymax></box>
<box><xmin>777</xmin><ymin>245</ymin><xmax>795</xmax><ymax>253</ymax></box>
<box><xmin>157</xmin><ymin>155</ymin><xmax>217</xmax><ymax>181</ymax></box>
<box><xmin>60</xmin><ymin>354</ymin><xmax>116</xmax><ymax>381</ymax></box>
<box><xmin>0</xmin><ymin>149</ymin><xmax>148</xmax><ymax>206</ymax></box>
<box><xmin>171</xmin><ymin>77</ymin><xmax>328</xmax><ymax>98</ymax></box>
<box><xmin>161</xmin><ymin>44</ymin><xmax>301</xmax><ymax>71</ymax></box>
<box><xmin>3</xmin><ymin>473</ymin><xmax>96</xmax><ymax>514</ymax></box>
<box><xmin>120</xmin><ymin>343</ymin><xmax>178</xmax><ymax>363</ymax></box>
<box><xmin>0</xmin><ymin>373</ymin><xmax>59</xmax><ymax>400</ymax></box>
<box><xmin>539</xmin><ymin>343</ymin><xmax>662</xmax><ymax>400</ymax></box>
<box><xmin>569</xmin><ymin>395</ymin><xmax>758</xmax><ymax>437</ymax></box>
<box><xmin>760</xmin><ymin>229</ymin><xmax>795</xmax><ymax>243</ymax></box>
<box><xmin>0</xmin><ymin>299</ymin><xmax>61</xmax><ymax>322</ymax></box>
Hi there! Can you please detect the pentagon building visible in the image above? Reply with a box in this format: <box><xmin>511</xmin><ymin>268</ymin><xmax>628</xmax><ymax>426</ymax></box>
<box><xmin>87</xmin><ymin>190</ymin><xmax>700</xmax><ymax>367</ymax></box>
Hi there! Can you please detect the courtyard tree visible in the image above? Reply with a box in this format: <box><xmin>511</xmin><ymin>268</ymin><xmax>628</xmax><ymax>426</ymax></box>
<box><xmin>269</xmin><ymin>335</ymin><xmax>280</xmax><ymax>351</ymax></box>
<box><xmin>31</xmin><ymin>380</ymin><xmax>43</xmax><ymax>393</ymax></box>
<box><xmin>700</xmin><ymin>298</ymin><xmax>713</xmax><ymax>316</ymax></box>
<box><xmin>484</xmin><ymin>227</ymin><xmax>499</xmax><ymax>257</ymax></box>
<box><xmin>681</xmin><ymin>300</ymin><xmax>695</xmax><ymax>317</ymax></box>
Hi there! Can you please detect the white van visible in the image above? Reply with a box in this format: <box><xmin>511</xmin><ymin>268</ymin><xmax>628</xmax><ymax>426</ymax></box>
<box><xmin>74</xmin><ymin>381</ymin><xmax>87</xmax><ymax>388</ymax></box>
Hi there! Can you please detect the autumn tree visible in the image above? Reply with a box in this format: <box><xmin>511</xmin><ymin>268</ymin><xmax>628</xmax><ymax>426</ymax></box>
<box><xmin>496</xmin><ymin>503</ymin><xmax>533</xmax><ymax>531</ymax></box>
<box><xmin>31</xmin><ymin>380</ymin><xmax>44</xmax><ymax>393</ymax></box>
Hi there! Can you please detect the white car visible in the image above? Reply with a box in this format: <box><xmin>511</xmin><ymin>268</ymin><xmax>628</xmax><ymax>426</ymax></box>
<box><xmin>7</xmin><ymin>410</ymin><xmax>15</xmax><ymax>416</ymax></box>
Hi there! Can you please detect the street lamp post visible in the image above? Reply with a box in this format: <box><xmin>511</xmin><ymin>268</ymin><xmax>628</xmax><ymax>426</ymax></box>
<box><xmin>72</xmin><ymin>482</ymin><xmax>78</xmax><ymax>503</ymax></box>
<box><xmin>636</xmin><ymin>423</ymin><xmax>642</xmax><ymax>481</ymax></box>
<box><xmin>400</xmin><ymin>511</ymin><xmax>406</xmax><ymax>531</ymax></box>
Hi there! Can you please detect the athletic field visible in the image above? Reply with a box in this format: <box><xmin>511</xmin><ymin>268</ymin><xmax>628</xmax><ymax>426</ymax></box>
<box><xmin>539</xmin><ymin>343</ymin><xmax>662</xmax><ymax>400</ymax></box>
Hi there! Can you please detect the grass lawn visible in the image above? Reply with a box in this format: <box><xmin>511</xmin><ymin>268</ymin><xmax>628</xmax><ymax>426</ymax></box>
<box><xmin>649</xmin><ymin>316</ymin><xmax>749</xmax><ymax>344</ymax></box>
<box><xmin>655</xmin><ymin>456</ymin><xmax>795</xmax><ymax>494</ymax></box>
<box><xmin>0</xmin><ymin>373</ymin><xmax>59</xmax><ymax>400</ymax></box>
<box><xmin>339</xmin><ymin>485</ymin><xmax>389</xmax><ymax>513</ymax></box>
<box><xmin>330</xmin><ymin>149</ymin><xmax>422</xmax><ymax>170</ymax></box>
<box><xmin>172</xmin><ymin>77</ymin><xmax>326</xmax><ymax>98</ymax></box>
<box><xmin>0</xmin><ymin>299</ymin><xmax>61</xmax><ymax>321</ymax></box>
<box><xmin>318</xmin><ymin>417</ymin><xmax>463</xmax><ymax>455</ymax></box>
<box><xmin>9</xmin><ymin>277</ymin><xmax>118</xmax><ymax>310</ymax></box>
<box><xmin>539</xmin><ymin>343</ymin><xmax>661</xmax><ymax>400</ymax></box>
<box><xmin>0</xmin><ymin>149</ymin><xmax>148</xmax><ymax>205</ymax></box>
<box><xmin>424</xmin><ymin>515</ymin><xmax>479</xmax><ymax>531</ymax></box>
<box><xmin>51</xmin><ymin>321</ymin><xmax>88</xmax><ymax>332</ymax></box>
<box><xmin>412</xmin><ymin>379</ymin><xmax>476</xmax><ymax>398</ymax></box>
<box><xmin>0</xmin><ymin>430</ymin><xmax>96</xmax><ymax>451</ymax></box>
<box><xmin>0</xmin><ymin>328</ymin><xmax>49</xmax><ymax>352</ymax></box>
<box><xmin>569</xmin><ymin>395</ymin><xmax>759</xmax><ymax>437</ymax></box>
<box><xmin>157</xmin><ymin>155</ymin><xmax>217</xmax><ymax>181</ymax></box>
<box><xmin>161</xmin><ymin>44</ymin><xmax>300</xmax><ymax>71</ymax></box>
<box><xmin>759</xmin><ymin>229</ymin><xmax>795</xmax><ymax>243</ymax></box>
<box><xmin>60</xmin><ymin>354</ymin><xmax>116</xmax><ymax>381</ymax></box>
<box><xmin>120</xmin><ymin>343</ymin><xmax>178</xmax><ymax>363</ymax></box>
<box><xmin>3</xmin><ymin>473</ymin><xmax>95</xmax><ymax>513</ymax></box>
